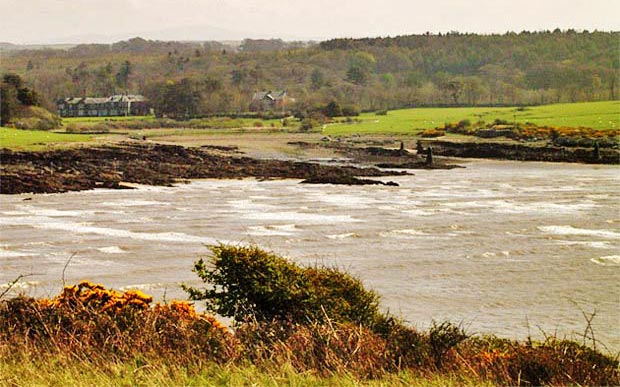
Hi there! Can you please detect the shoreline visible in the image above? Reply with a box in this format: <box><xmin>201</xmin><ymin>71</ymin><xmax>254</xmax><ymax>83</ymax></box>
<box><xmin>0</xmin><ymin>141</ymin><xmax>408</xmax><ymax>194</ymax></box>
<box><xmin>418</xmin><ymin>139</ymin><xmax>620</xmax><ymax>164</ymax></box>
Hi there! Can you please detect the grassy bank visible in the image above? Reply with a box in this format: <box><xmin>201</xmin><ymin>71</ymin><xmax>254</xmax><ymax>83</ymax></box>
<box><xmin>0</xmin><ymin>127</ymin><xmax>96</xmax><ymax>150</ymax></box>
<box><xmin>326</xmin><ymin>101</ymin><xmax>620</xmax><ymax>135</ymax></box>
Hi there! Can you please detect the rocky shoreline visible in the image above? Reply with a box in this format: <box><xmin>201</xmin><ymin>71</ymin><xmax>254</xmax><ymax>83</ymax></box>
<box><xmin>419</xmin><ymin>140</ymin><xmax>620</xmax><ymax>164</ymax></box>
<box><xmin>0</xmin><ymin>142</ymin><xmax>408</xmax><ymax>194</ymax></box>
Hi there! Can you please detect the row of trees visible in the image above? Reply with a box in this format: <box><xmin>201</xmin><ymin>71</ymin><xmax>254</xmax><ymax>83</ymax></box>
<box><xmin>1</xmin><ymin>31</ymin><xmax>618</xmax><ymax>114</ymax></box>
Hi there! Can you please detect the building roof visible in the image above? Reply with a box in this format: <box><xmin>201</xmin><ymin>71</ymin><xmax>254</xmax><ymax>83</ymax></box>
<box><xmin>59</xmin><ymin>94</ymin><xmax>147</xmax><ymax>105</ymax></box>
<box><xmin>252</xmin><ymin>90</ymin><xmax>287</xmax><ymax>101</ymax></box>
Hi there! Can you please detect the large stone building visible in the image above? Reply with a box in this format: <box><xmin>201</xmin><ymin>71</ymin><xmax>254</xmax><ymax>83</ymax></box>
<box><xmin>57</xmin><ymin>94</ymin><xmax>150</xmax><ymax>117</ymax></box>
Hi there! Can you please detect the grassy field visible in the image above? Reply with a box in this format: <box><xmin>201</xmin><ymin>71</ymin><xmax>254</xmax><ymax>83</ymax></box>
<box><xmin>325</xmin><ymin>100</ymin><xmax>620</xmax><ymax>136</ymax></box>
<box><xmin>0</xmin><ymin>127</ymin><xmax>96</xmax><ymax>150</ymax></box>
<box><xmin>0</xmin><ymin>358</ymin><xmax>491</xmax><ymax>387</ymax></box>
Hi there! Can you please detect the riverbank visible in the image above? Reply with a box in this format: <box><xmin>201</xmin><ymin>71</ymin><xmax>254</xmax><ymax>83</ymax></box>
<box><xmin>0</xmin><ymin>142</ymin><xmax>407</xmax><ymax>194</ymax></box>
<box><xmin>418</xmin><ymin>139</ymin><xmax>620</xmax><ymax>164</ymax></box>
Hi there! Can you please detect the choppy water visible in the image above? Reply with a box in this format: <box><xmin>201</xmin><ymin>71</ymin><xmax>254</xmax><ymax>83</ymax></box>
<box><xmin>1</xmin><ymin>159</ymin><xmax>619</xmax><ymax>350</ymax></box>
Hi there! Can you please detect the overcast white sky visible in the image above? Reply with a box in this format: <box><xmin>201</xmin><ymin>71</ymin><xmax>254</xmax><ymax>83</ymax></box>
<box><xmin>1</xmin><ymin>0</ymin><xmax>619</xmax><ymax>44</ymax></box>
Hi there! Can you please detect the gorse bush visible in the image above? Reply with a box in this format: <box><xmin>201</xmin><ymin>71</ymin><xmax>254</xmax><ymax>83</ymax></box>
<box><xmin>183</xmin><ymin>245</ymin><xmax>382</xmax><ymax>327</ymax></box>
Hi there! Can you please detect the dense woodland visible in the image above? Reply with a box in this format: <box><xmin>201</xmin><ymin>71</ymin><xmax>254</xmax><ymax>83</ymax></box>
<box><xmin>1</xmin><ymin>30</ymin><xmax>618</xmax><ymax>116</ymax></box>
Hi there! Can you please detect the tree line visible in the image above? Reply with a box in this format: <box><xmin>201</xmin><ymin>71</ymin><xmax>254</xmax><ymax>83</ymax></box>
<box><xmin>0</xmin><ymin>30</ymin><xmax>617</xmax><ymax>116</ymax></box>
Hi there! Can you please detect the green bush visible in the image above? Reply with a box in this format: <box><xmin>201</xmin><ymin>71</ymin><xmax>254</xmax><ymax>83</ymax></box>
<box><xmin>183</xmin><ymin>245</ymin><xmax>382</xmax><ymax>327</ymax></box>
<box><xmin>342</xmin><ymin>104</ymin><xmax>361</xmax><ymax>117</ymax></box>
<box><xmin>299</xmin><ymin>118</ymin><xmax>319</xmax><ymax>131</ymax></box>
<box><xmin>11</xmin><ymin>106</ymin><xmax>62</xmax><ymax>130</ymax></box>
<box><xmin>375</xmin><ymin>109</ymin><xmax>388</xmax><ymax>116</ymax></box>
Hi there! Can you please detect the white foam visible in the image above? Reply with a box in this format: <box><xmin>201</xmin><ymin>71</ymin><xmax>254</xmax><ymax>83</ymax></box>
<box><xmin>554</xmin><ymin>240</ymin><xmax>614</xmax><ymax>249</ymax></box>
<box><xmin>442</xmin><ymin>200</ymin><xmax>595</xmax><ymax>215</ymax></box>
<box><xmin>101</xmin><ymin>200</ymin><xmax>170</xmax><ymax>207</ymax></box>
<box><xmin>0</xmin><ymin>281</ymin><xmax>40</xmax><ymax>290</ymax></box>
<box><xmin>247</xmin><ymin>224</ymin><xmax>298</xmax><ymax>236</ymax></box>
<box><xmin>0</xmin><ymin>249</ymin><xmax>37</xmax><ymax>258</ymax></box>
<box><xmin>403</xmin><ymin>208</ymin><xmax>436</xmax><ymax>216</ymax></box>
<box><xmin>120</xmin><ymin>283</ymin><xmax>165</xmax><ymax>291</ymax></box>
<box><xmin>244</xmin><ymin>211</ymin><xmax>360</xmax><ymax>224</ymax></box>
<box><xmin>96</xmin><ymin>246</ymin><xmax>126</xmax><ymax>254</ymax></box>
<box><xmin>590</xmin><ymin>255</ymin><xmax>620</xmax><ymax>266</ymax></box>
<box><xmin>0</xmin><ymin>216</ymin><xmax>223</xmax><ymax>244</ymax></box>
<box><xmin>380</xmin><ymin>229</ymin><xmax>428</xmax><ymax>238</ymax></box>
<box><xmin>227</xmin><ymin>199</ymin><xmax>278</xmax><ymax>212</ymax></box>
<box><xmin>326</xmin><ymin>233</ymin><xmax>360</xmax><ymax>240</ymax></box>
<box><xmin>13</xmin><ymin>205</ymin><xmax>92</xmax><ymax>217</ymax></box>
<box><xmin>312</xmin><ymin>194</ymin><xmax>378</xmax><ymax>208</ymax></box>
<box><xmin>538</xmin><ymin>225</ymin><xmax>620</xmax><ymax>240</ymax></box>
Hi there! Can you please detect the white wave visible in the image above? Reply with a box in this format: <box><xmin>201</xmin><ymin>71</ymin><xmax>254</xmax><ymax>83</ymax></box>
<box><xmin>247</xmin><ymin>224</ymin><xmax>298</xmax><ymax>236</ymax></box>
<box><xmin>0</xmin><ymin>249</ymin><xmax>37</xmax><ymax>258</ymax></box>
<box><xmin>403</xmin><ymin>208</ymin><xmax>436</xmax><ymax>216</ymax></box>
<box><xmin>0</xmin><ymin>281</ymin><xmax>40</xmax><ymax>290</ymax></box>
<box><xmin>13</xmin><ymin>205</ymin><xmax>92</xmax><ymax>217</ymax></box>
<box><xmin>538</xmin><ymin>225</ymin><xmax>620</xmax><ymax>239</ymax></box>
<box><xmin>443</xmin><ymin>200</ymin><xmax>595</xmax><ymax>215</ymax></box>
<box><xmin>0</xmin><ymin>215</ymin><xmax>223</xmax><ymax>244</ymax></box>
<box><xmin>481</xmin><ymin>251</ymin><xmax>510</xmax><ymax>258</ymax></box>
<box><xmin>590</xmin><ymin>255</ymin><xmax>620</xmax><ymax>267</ymax></box>
<box><xmin>244</xmin><ymin>211</ymin><xmax>360</xmax><ymax>224</ymax></box>
<box><xmin>311</xmin><ymin>194</ymin><xmax>378</xmax><ymax>208</ymax></box>
<box><xmin>120</xmin><ymin>283</ymin><xmax>165</xmax><ymax>291</ymax></box>
<box><xmin>96</xmin><ymin>246</ymin><xmax>126</xmax><ymax>254</ymax></box>
<box><xmin>554</xmin><ymin>240</ymin><xmax>614</xmax><ymax>249</ymax></box>
<box><xmin>380</xmin><ymin>229</ymin><xmax>428</xmax><ymax>238</ymax></box>
<box><xmin>100</xmin><ymin>199</ymin><xmax>170</xmax><ymax>207</ymax></box>
<box><xmin>227</xmin><ymin>199</ymin><xmax>278</xmax><ymax>212</ymax></box>
<box><xmin>326</xmin><ymin>233</ymin><xmax>360</xmax><ymax>240</ymax></box>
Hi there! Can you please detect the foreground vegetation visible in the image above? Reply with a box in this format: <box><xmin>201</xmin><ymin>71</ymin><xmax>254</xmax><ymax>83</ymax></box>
<box><xmin>1</xmin><ymin>245</ymin><xmax>617</xmax><ymax>386</ymax></box>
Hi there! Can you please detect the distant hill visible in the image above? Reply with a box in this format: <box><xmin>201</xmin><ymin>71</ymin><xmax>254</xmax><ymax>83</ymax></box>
<box><xmin>0</xmin><ymin>42</ymin><xmax>77</xmax><ymax>51</ymax></box>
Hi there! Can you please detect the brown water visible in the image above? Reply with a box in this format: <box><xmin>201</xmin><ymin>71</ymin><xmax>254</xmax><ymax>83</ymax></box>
<box><xmin>1</xmin><ymin>159</ymin><xmax>619</xmax><ymax>350</ymax></box>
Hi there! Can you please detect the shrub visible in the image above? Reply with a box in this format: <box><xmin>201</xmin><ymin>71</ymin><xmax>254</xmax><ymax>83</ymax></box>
<box><xmin>11</xmin><ymin>106</ymin><xmax>62</xmax><ymax>130</ymax></box>
<box><xmin>342</xmin><ymin>104</ymin><xmax>361</xmax><ymax>117</ymax></box>
<box><xmin>375</xmin><ymin>109</ymin><xmax>388</xmax><ymax>116</ymax></box>
<box><xmin>299</xmin><ymin>118</ymin><xmax>318</xmax><ymax>131</ymax></box>
<box><xmin>429</xmin><ymin>321</ymin><xmax>468</xmax><ymax>368</ymax></box>
<box><xmin>183</xmin><ymin>245</ymin><xmax>382</xmax><ymax>327</ymax></box>
<box><xmin>0</xmin><ymin>281</ymin><xmax>234</xmax><ymax>363</ymax></box>
<box><xmin>420</xmin><ymin>128</ymin><xmax>445</xmax><ymax>137</ymax></box>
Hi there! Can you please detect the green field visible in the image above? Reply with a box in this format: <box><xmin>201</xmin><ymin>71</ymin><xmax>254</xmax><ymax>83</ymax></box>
<box><xmin>0</xmin><ymin>127</ymin><xmax>95</xmax><ymax>150</ymax></box>
<box><xmin>325</xmin><ymin>101</ymin><xmax>620</xmax><ymax>136</ymax></box>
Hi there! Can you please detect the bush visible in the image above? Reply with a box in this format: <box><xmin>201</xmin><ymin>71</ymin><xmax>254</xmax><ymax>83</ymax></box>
<box><xmin>420</xmin><ymin>128</ymin><xmax>445</xmax><ymax>138</ymax></box>
<box><xmin>183</xmin><ymin>245</ymin><xmax>382</xmax><ymax>327</ymax></box>
<box><xmin>375</xmin><ymin>109</ymin><xmax>388</xmax><ymax>116</ymax></box>
<box><xmin>299</xmin><ymin>118</ymin><xmax>319</xmax><ymax>131</ymax></box>
<box><xmin>342</xmin><ymin>104</ymin><xmax>361</xmax><ymax>117</ymax></box>
<box><xmin>11</xmin><ymin>106</ymin><xmax>62</xmax><ymax>130</ymax></box>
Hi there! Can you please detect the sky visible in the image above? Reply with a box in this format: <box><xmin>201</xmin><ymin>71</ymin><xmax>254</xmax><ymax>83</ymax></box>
<box><xmin>1</xmin><ymin>0</ymin><xmax>619</xmax><ymax>44</ymax></box>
